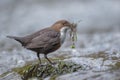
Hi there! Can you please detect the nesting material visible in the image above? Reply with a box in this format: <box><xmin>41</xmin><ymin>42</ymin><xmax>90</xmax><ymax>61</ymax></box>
<box><xmin>70</xmin><ymin>22</ymin><xmax>78</xmax><ymax>48</ymax></box>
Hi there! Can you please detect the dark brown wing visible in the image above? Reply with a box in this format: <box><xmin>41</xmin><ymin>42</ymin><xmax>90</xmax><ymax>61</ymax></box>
<box><xmin>25</xmin><ymin>29</ymin><xmax>60</xmax><ymax>53</ymax></box>
<box><xmin>21</xmin><ymin>28</ymin><xmax>52</xmax><ymax>44</ymax></box>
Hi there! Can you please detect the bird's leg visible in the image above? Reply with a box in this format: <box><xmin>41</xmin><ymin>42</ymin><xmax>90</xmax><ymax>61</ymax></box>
<box><xmin>37</xmin><ymin>53</ymin><xmax>41</xmax><ymax>64</ymax></box>
<box><xmin>44</xmin><ymin>54</ymin><xmax>53</xmax><ymax>64</ymax></box>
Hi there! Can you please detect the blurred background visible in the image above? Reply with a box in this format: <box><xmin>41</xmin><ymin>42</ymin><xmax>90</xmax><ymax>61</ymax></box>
<box><xmin>0</xmin><ymin>0</ymin><xmax>120</xmax><ymax>35</ymax></box>
<box><xmin>0</xmin><ymin>0</ymin><xmax>120</xmax><ymax>80</ymax></box>
<box><xmin>0</xmin><ymin>0</ymin><xmax>120</xmax><ymax>51</ymax></box>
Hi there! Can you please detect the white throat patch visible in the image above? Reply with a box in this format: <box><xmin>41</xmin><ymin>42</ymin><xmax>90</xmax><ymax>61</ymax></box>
<box><xmin>60</xmin><ymin>27</ymin><xmax>69</xmax><ymax>44</ymax></box>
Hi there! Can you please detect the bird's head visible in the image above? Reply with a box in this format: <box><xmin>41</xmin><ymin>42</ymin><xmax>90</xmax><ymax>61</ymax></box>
<box><xmin>51</xmin><ymin>20</ymin><xmax>78</xmax><ymax>45</ymax></box>
<box><xmin>51</xmin><ymin>20</ymin><xmax>72</xmax><ymax>32</ymax></box>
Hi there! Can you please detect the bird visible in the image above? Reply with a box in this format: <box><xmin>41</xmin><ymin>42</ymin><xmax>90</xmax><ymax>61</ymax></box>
<box><xmin>7</xmin><ymin>20</ymin><xmax>72</xmax><ymax>64</ymax></box>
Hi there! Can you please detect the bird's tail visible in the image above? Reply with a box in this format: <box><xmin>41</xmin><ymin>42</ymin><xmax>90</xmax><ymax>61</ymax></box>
<box><xmin>7</xmin><ymin>36</ymin><xmax>24</xmax><ymax>44</ymax></box>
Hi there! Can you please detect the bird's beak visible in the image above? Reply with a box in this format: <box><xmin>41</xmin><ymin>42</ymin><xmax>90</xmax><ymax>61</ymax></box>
<box><xmin>66</xmin><ymin>22</ymin><xmax>73</xmax><ymax>30</ymax></box>
<box><xmin>65</xmin><ymin>22</ymin><xmax>77</xmax><ymax>33</ymax></box>
<box><xmin>70</xmin><ymin>23</ymin><xmax>76</xmax><ymax>32</ymax></box>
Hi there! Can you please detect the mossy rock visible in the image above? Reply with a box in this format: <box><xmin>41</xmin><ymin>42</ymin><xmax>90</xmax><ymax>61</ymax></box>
<box><xmin>13</xmin><ymin>61</ymin><xmax>82</xmax><ymax>80</ymax></box>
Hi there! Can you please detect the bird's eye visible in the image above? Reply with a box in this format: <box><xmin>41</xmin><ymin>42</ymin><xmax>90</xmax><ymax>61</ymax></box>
<box><xmin>63</xmin><ymin>23</ymin><xmax>65</xmax><ymax>25</ymax></box>
<box><xmin>63</xmin><ymin>22</ymin><xmax>67</xmax><ymax>25</ymax></box>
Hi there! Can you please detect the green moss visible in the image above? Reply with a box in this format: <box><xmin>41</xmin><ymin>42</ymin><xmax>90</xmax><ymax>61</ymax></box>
<box><xmin>70</xmin><ymin>22</ymin><xmax>77</xmax><ymax>49</ymax></box>
<box><xmin>112</xmin><ymin>62</ymin><xmax>120</xmax><ymax>70</ymax></box>
<box><xmin>115</xmin><ymin>62</ymin><xmax>120</xmax><ymax>67</ymax></box>
<box><xmin>85</xmin><ymin>51</ymin><xmax>107</xmax><ymax>59</ymax></box>
<box><xmin>0</xmin><ymin>71</ymin><xmax>11</xmax><ymax>78</ymax></box>
<box><xmin>70</xmin><ymin>45</ymin><xmax>75</xmax><ymax>49</ymax></box>
<box><xmin>13</xmin><ymin>61</ymin><xmax>82</xmax><ymax>80</ymax></box>
<box><xmin>13</xmin><ymin>64</ymin><xmax>34</xmax><ymax>75</ymax></box>
<box><xmin>50</xmin><ymin>75</ymin><xmax>58</xmax><ymax>80</ymax></box>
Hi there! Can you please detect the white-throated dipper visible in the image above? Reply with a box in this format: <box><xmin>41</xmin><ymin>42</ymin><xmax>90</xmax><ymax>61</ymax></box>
<box><xmin>7</xmin><ymin>20</ymin><xmax>73</xmax><ymax>64</ymax></box>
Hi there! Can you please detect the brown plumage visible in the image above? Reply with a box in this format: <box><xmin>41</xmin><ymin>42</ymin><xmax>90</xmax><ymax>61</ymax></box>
<box><xmin>7</xmin><ymin>20</ymin><xmax>72</xmax><ymax>64</ymax></box>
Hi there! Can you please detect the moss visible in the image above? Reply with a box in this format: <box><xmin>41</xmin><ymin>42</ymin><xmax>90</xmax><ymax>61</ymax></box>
<box><xmin>70</xmin><ymin>22</ymin><xmax>77</xmax><ymax>49</ymax></box>
<box><xmin>0</xmin><ymin>71</ymin><xmax>11</xmax><ymax>78</ymax></box>
<box><xmin>13</xmin><ymin>61</ymin><xmax>82</xmax><ymax>80</ymax></box>
<box><xmin>70</xmin><ymin>45</ymin><xmax>75</xmax><ymax>49</ymax></box>
<box><xmin>115</xmin><ymin>62</ymin><xmax>120</xmax><ymax>68</ymax></box>
<box><xmin>84</xmin><ymin>51</ymin><xmax>108</xmax><ymax>59</ymax></box>
<box><xmin>50</xmin><ymin>75</ymin><xmax>58</xmax><ymax>80</ymax></box>
<box><xmin>111</xmin><ymin>62</ymin><xmax>120</xmax><ymax>70</ymax></box>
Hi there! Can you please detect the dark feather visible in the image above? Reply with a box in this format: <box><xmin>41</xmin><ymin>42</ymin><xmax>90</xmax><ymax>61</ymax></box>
<box><xmin>7</xmin><ymin>36</ymin><xmax>25</xmax><ymax>45</ymax></box>
<box><xmin>25</xmin><ymin>28</ymin><xmax>60</xmax><ymax>54</ymax></box>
